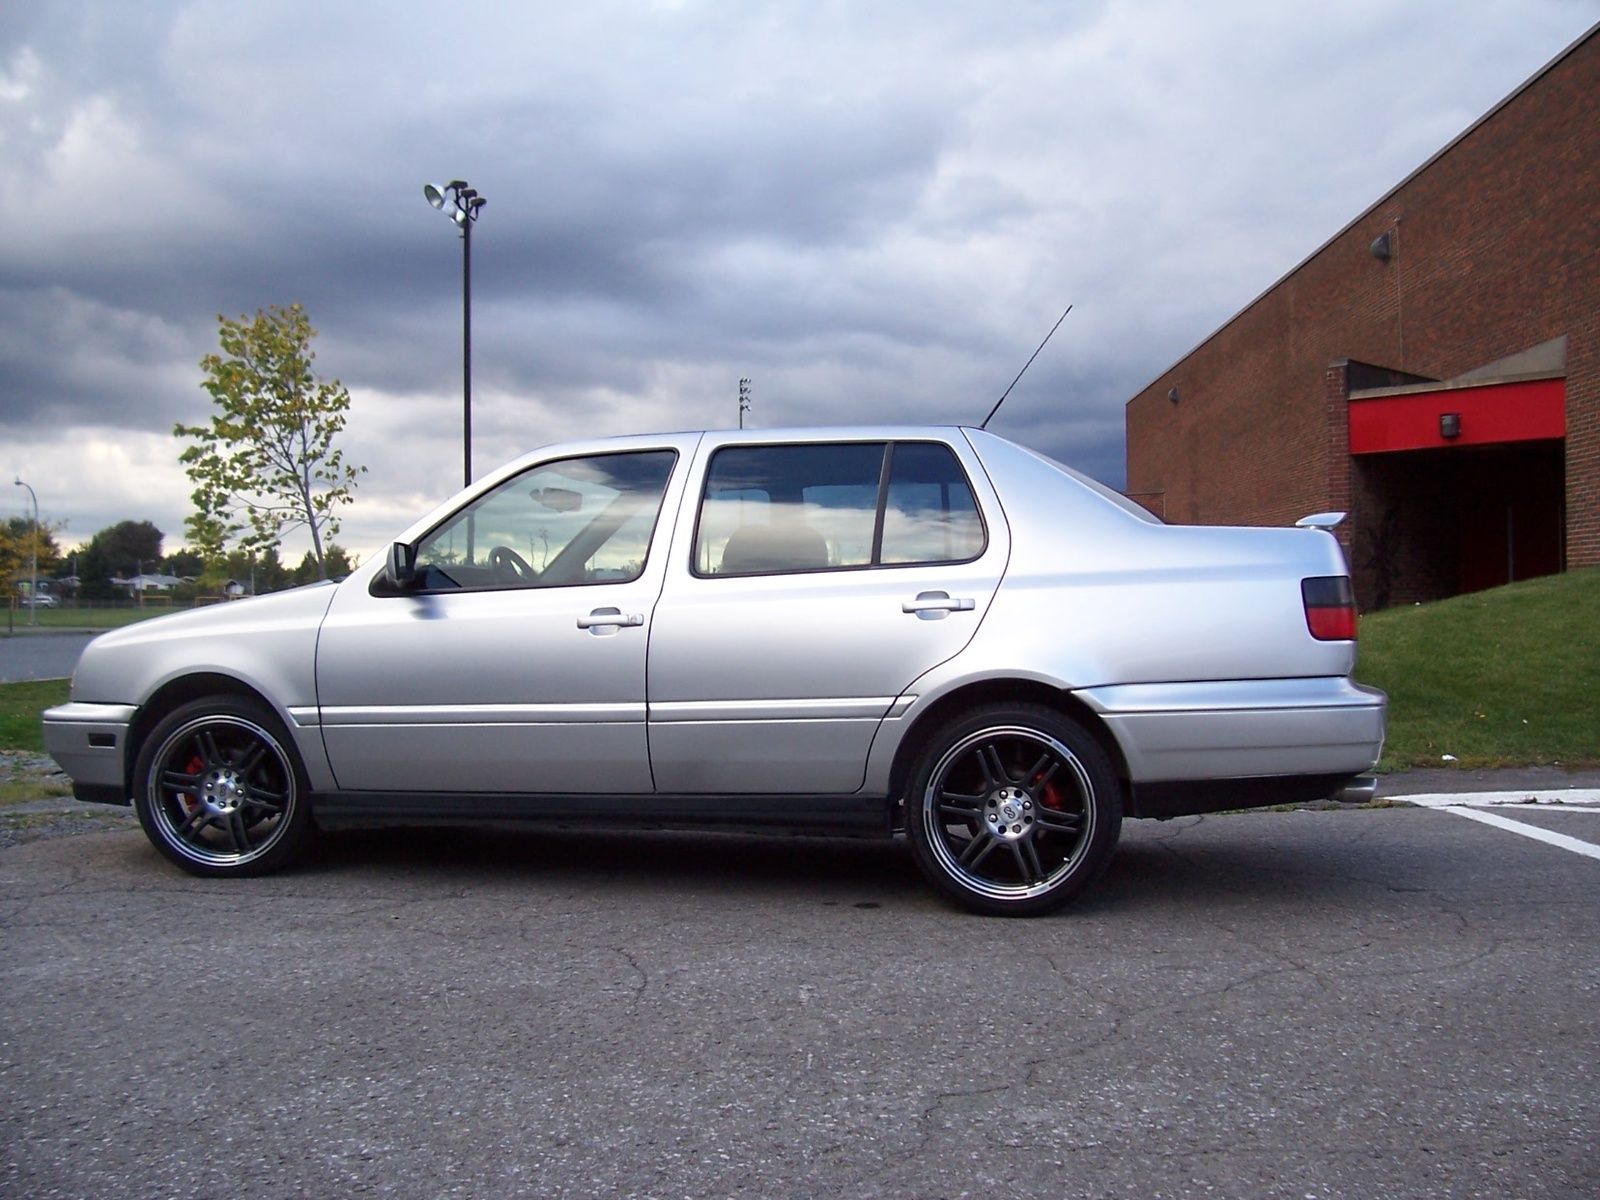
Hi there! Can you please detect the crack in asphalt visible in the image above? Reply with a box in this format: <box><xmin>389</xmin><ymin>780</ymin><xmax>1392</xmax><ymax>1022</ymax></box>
<box><xmin>612</xmin><ymin>945</ymin><xmax>650</xmax><ymax>1006</ymax></box>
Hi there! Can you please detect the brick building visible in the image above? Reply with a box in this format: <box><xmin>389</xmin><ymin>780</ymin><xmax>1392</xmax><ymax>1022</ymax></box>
<box><xmin>1124</xmin><ymin>24</ymin><xmax>1598</xmax><ymax>610</ymax></box>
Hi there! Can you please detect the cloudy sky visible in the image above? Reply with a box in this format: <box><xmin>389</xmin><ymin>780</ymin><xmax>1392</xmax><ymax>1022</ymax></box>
<box><xmin>2</xmin><ymin>1</ymin><xmax>1594</xmax><ymax>562</ymax></box>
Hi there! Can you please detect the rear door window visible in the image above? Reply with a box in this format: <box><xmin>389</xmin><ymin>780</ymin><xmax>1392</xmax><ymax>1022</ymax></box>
<box><xmin>880</xmin><ymin>441</ymin><xmax>986</xmax><ymax>565</ymax></box>
<box><xmin>694</xmin><ymin>441</ymin><xmax>985</xmax><ymax>576</ymax></box>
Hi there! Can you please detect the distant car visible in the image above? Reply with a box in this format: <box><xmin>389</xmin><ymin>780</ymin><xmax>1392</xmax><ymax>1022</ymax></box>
<box><xmin>20</xmin><ymin>593</ymin><xmax>59</xmax><ymax>608</ymax></box>
<box><xmin>43</xmin><ymin>427</ymin><xmax>1384</xmax><ymax>915</ymax></box>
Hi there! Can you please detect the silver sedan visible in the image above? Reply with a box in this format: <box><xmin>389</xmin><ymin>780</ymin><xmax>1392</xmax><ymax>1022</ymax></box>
<box><xmin>43</xmin><ymin>427</ymin><xmax>1384</xmax><ymax>915</ymax></box>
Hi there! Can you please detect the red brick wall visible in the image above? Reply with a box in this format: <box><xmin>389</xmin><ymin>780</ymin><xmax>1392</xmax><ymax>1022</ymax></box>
<box><xmin>1126</xmin><ymin>27</ymin><xmax>1600</xmax><ymax>579</ymax></box>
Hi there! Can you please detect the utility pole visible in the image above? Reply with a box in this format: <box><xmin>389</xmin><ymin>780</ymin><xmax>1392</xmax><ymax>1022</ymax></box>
<box><xmin>738</xmin><ymin>377</ymin><xmax>751</xmax><ymax>429</ymax></box>
<box><xmin>13</xmin><ymin>478</ymin><xmax>38</xmax><ymax>626</ymax></box>
<box><xmin>424</xmin><ymin>180</ymin><xmax>487</xmax><ymax>487</ymax></box>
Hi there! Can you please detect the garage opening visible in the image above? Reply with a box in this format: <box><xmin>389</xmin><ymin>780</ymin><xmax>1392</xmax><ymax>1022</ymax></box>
<box><xmin>1353</xmin><ymin>441</ymin><xmax>1565</xmax><ymax>608</ymax></box>
<box><xmin>1346</xmin><ymin>366</ymin><xmax>1566</xmax><ymax>608</ymax></box>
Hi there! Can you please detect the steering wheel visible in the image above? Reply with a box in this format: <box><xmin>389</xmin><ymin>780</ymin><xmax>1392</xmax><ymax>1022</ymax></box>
<box><xmin>488</xmin><ymin>545</ymin><xmax>538</xmax><ymax>584</ymax></box>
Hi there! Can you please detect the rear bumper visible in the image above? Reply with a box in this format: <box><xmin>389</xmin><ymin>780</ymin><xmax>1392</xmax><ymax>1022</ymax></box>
<box><xmin>41</xmin><ymin>702</ymin><xmax>135</xmax><ymax>805</ymax></box>
<box><xmin>1078</xmin><ymin>677</ymin><xmax>1386</xmax><ymax>801</ymax></box>
<box><xmin>1125</xmin><ymin>772</ymin><xmax>1375</xmax><ymax>819</ymax></box>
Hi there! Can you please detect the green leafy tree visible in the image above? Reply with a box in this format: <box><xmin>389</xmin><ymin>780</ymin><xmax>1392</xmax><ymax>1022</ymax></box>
<box><xmin>175</xmin><ymin>303</ymin><xmax>365</xmax><ymax>579</ymax></box>
<box><xmin>255</xmin><ymin>546</ymin><xmax>291</xmax><ymax>594</ymax></box>
<box><xmin>326</xmin><ymin>543</ymin><xmax>357</xmax><ymax>578</ymax></box>
<box><xmin>162</xmin><ymin>548</ymin><xmax>206</xmax><ymax>579</ymax></box>
<box><xmin>196</xmin><ymin>550</ymin><xmax>250</xmax><ymax>596</ymax></box>
<box><xmin>75</xmin><ymin>521</ymin><xmax>164</xmax><ymax>600</ymax></box>
<box><xmin>2</xmin><ymin>517</ymin><xmax>63</xmax><ymax>598</ymax></box>
<box><xmin>4</xmin><ymin>516</ymin><xmax>63</xmax><ymax>567</ymax></box>
<box><xmin>293</xmin><ymin>543</ymin><xmax>356</xmax><ymax>586</ymax></box>
<box><xmin>193</xmin><ymin>547</ymin><xmax>315</xmax><ymax>598</ymax></box>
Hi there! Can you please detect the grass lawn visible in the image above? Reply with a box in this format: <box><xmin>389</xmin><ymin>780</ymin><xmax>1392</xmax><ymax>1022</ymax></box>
<box><xmin>0</xmin><ymin>679</ymin><xmax>69</xmax><ymax>755</ymax></box>
<box><xmin>1356</xmin><ymin>567</ymin><xmax>1600</xmax><ymax>770</ymax></box>
<box><xmin>0</xmin><ymin>680</ymin><xmax>73</xmax><ymax>812</ymax></box>
<box><xmin>0</xmin><ymin>775</ymin><xmax>72</xmax><ymax>805</ymax></box>
<box><xmin>5</xmin><ymin>605</ymin><xmax>177</xmax><ymax>632</ymax></box>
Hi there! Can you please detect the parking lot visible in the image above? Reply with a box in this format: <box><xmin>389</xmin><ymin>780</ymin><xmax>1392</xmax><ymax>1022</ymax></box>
<box><xmin>3</xmin><ymin>796</ymin><xmax>1597</xmax><ymax>1199</ymax></box>
<box><xmin>0</xmin><ymin>631</ymin><xmax>97</xmax><ymax>684</ymax></box>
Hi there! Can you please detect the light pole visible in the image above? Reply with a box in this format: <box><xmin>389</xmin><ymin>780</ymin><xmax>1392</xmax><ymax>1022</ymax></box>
<box><xmin>13</xmin><ymin>477</ymin><xmax>38</xmax><ymax>627</ymax></box>
<box><xmin>423</xmin><ymin>179</ymin><xmax>486</xmax><ymax>488</ymax></box>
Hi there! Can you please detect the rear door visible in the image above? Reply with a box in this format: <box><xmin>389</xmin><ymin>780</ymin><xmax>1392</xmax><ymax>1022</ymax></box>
<box><xmin>647</xmin><ymin>433</ymin><xmax>1009</xmax><ymax>794</ymax></box>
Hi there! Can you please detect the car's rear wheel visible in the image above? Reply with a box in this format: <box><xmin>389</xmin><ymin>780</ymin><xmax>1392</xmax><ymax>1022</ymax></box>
<box><xmin>906</xmin><ymin>704</ymin><xmax>1121</xmax><ymax>917</ymax></box>
<box><xmin>132</xmin><ymin>696</ymin><xmax>313</xmax><ymax>877</ymax></box>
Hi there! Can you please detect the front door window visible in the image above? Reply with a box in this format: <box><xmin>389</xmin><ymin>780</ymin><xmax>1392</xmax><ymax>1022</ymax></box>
<box><xmin>414</xmin><ymin>450</ymin><xmax>676</xmax><ymax>591</ymax></box>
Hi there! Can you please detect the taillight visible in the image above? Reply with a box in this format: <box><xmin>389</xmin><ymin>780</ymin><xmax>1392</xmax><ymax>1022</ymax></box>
<box><xmin>1302</xmin><ymin>576</ymin><xmax>1357</xmax><ymax>640</ymax></box>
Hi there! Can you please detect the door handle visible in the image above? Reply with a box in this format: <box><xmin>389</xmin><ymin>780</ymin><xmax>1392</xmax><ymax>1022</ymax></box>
<box><xmin>577</xmin><ymin>608</ymin><xmax>645</xmax><ymax>630</ymax></box>
<box><xmin>902</xmin><ymin>591</ymin><xmax>975</xmax><ymax>619</ymax></box>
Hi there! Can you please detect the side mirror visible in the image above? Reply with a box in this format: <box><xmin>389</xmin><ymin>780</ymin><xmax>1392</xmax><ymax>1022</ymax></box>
<box><xmin>385</xmin><ymin>541</ymin><xmax>418</xmax><ymax>589</ymax></box>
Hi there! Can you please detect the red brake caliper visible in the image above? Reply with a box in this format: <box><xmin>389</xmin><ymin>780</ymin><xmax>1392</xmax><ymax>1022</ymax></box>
<box><xmin>181</xmin><ymin>755</ymin><xmax>204</xmax><ymax>813</ymax></box>
<box><xmin>1034</xmin><ymin>773</ymin><xmax>1063</xmax><ymax>810</ymax></box>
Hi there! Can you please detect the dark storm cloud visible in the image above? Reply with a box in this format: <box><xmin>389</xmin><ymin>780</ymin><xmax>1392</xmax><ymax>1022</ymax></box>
<box><xmin>0</xmin><ymin>286</ymin><xmax>199</xmax><ymax>427</ymax></box>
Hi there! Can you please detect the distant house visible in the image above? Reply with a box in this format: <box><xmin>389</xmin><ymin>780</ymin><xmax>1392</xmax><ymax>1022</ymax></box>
<box><xmin>112</xmin><ymin>574</ymin><xmax>184</xmax><ymax>593</ymax></box>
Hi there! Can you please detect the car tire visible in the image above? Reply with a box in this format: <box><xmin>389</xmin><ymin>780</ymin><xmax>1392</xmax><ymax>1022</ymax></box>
<box><xmin>132</xmin><ymin>695</ymin><xmax>314</xmax><ymax>877</ymax></box>
<box><xmin>905</xmin><ymin>703</ymin><xmax>1122</xmax><ymax>917</ymax></box>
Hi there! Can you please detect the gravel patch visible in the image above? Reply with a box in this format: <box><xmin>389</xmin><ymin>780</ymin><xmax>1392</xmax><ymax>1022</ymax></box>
<box><xmin>0</xmin><ymin>749</ymin><xmax>135</xmax><ymax>850</ymax></box>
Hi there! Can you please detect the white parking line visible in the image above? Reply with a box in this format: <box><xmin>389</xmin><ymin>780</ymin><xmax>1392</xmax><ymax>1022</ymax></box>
<box><xmin>1399</xmin><ymin>790</ymin><xmax>1600</xmax><ymax>809</ymax></box>
<box><xmin>1399</xmin><ymin>790</ymin><xmax>1600</xmax><ymax>861</ymax></box>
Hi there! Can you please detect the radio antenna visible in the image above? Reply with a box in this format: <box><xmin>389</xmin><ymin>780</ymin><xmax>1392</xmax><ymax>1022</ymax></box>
<box><xmin>979</xmin><ymin>304</ymin><xmax>1072</xmax><ymax>430</ymax></box>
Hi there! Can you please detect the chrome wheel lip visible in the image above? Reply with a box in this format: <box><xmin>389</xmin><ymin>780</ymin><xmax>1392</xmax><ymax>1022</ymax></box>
<box><xmin>145</xmin><ymin>715</ymin><xmax>296</xmax><ymax>868</ymax></box>
<box><xmin>920</xmin><ymin>724</ymin><xmax>1096</xmax><ymax>902</ymax></box>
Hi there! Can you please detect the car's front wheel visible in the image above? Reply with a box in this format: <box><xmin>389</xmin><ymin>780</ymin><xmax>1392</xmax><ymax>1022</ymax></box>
<box><xmin>132</xmin><ymin>696</ymin><xmax>314</xmax><ymax>877</ymax></box>
<box><xmin>905</xmin><ymin>704</ymin><xmax>1122</xmax><ymax>917</ymax></box>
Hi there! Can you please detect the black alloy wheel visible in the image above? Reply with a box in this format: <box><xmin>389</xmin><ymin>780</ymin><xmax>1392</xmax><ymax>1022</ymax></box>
<box><xmin>132</xmin><ymin>696</ymin><xmax>314</xmax><ymax>877</ymax></box>
<box><xmin>906</xmin><ymin>703</ymin><xmax>1121</xmax><ymax>917</ymax></box>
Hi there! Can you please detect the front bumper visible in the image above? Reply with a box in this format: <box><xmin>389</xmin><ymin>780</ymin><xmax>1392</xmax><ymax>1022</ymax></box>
<box><xmin>41</xmin><ymin>702</ymin><xmax>136</xmax><ymax>806</ymax></box>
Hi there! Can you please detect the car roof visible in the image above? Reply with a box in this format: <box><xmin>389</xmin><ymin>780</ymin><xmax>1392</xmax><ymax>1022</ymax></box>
<box><xmin>587</xmin><ymin>424</ymin><xmax>977</xmax><ymax>443</ymax></box>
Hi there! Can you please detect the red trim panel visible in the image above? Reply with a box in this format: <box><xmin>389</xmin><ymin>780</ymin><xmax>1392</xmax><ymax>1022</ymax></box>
<box><xmin>1348</xmin><ymin>378</ymin><xmax>1565</xmax><ymax>454</ymax></box>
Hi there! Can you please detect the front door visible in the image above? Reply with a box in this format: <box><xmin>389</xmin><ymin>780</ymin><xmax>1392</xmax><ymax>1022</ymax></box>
<box><xmin>316</xmin><ymin>445</ymin><xmax>688</xmax><ymax>794</ymax></box>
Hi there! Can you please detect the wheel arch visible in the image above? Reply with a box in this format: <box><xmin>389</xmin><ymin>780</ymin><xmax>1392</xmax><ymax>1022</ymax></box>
<box><xmin>124</xmin><ymin>674</ymin><xmax>287</xmax><ymax>795</ymax></box>
<box><xmin>884</xmin><ymin>678</ymin><xmax>1130</xmax><ymax>831</ymax></box>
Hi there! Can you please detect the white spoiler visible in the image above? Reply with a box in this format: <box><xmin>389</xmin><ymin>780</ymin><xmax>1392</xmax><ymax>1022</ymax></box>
<box><xmin>1295</xmin><ymin>511</ymin><xmax>1346</xmax><ymax>531</ymax></box>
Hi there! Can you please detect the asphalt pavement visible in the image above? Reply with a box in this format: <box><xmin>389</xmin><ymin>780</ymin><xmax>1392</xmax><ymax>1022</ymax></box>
<box><xmin>3</xmin><ymin>803</ymin><xmax>1596</xmax><ymax>1198</ymax></box>
<box><xmin>0</xmin><ymin>630</ymin><xmax>97</xmax><ymax>683</ymax></box>
<box><xmin>4</xmin><ymin>629</ymin><xmax>1597</xmax><ymax>1195</ymax></box>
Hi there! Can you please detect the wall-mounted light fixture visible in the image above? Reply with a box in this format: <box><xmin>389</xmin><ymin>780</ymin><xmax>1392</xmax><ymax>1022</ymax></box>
<box><xmin>1167</xmin><ymin>386</ymin><xmax>1180</xmax><ymax>405</ymax></box>
<box><xmin>1440</xmin><ymin>412</ymin><xmax>1461</xmax><ymax>439</ymax></box>
<box><xmin>1369</xmin><ymin>232</ymin><xmax>1392</xmax><ymax>261</ymax></box>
